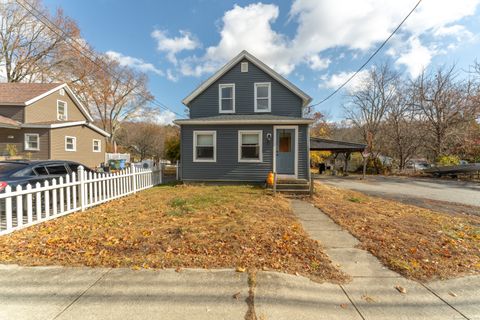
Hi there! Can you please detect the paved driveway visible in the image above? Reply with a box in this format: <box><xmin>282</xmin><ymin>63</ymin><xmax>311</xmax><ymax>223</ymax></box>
<box><xmin>316</xmin><ymin>175</ymin><xmax>480</xmax><ymax>214</ymax></box>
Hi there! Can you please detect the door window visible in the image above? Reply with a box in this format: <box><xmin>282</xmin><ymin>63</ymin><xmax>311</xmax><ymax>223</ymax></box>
<box><xmin>279</xmin><ymin>131</ymin><xmax>291</xmax><ymax>152</ymax></box>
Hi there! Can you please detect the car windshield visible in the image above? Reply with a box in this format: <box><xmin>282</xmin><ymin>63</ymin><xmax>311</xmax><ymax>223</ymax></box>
<box><xmin>0</xmin><ymin>163</ymin><xmax>28</xmax><ymax>175</ymax></box>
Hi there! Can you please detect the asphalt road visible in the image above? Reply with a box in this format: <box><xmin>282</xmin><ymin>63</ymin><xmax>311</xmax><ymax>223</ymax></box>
<box><xmin>316</xmin><ymin>175</ymin><xmax>480</xmax><ymax>214</ymax></box>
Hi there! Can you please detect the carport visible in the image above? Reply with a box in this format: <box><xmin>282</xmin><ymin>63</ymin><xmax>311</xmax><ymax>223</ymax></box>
<box><xmin>310</xmin><ymin>137</ymin><xmax>367</xmax><ymax>175</ymax></box>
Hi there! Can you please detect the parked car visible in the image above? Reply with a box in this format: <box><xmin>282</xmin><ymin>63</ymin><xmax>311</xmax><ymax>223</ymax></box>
<box><xmin>0</xmin><ymin>160</ymin><xmax>93</xmax><ymax>192</ymax></box>
<box><xmin>406</xmin><ymin>160</ymin><xmax>431</xmax><ymax>171</ymax></box>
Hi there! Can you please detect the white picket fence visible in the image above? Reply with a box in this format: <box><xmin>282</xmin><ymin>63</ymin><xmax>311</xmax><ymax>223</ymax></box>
<box><xmin>0</xmin><ymin>164</ymin><xmax>162</xmax><ymax>236</ymax></box>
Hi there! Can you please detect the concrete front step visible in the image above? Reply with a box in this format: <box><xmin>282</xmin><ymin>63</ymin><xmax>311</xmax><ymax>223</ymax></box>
<box><xmin>276</xmin><ymin>179</ymin><xmax>309</xmax><ymax>185</ymax></box>
<box><xmin>275</xmin><ymin>183</ymin><xmax>310</xmax><ymax>190</ymax></box>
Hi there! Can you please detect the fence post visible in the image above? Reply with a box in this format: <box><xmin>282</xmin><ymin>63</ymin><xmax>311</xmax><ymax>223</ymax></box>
<box><xmin>131</xmin><ymin>163</ymin><xmax>137</xmax><ymax>193</ymax></box>
<box><xmin>78</xmin><ymin>166</ymin><xmax>86</xmax><ymax>212</ymax></box>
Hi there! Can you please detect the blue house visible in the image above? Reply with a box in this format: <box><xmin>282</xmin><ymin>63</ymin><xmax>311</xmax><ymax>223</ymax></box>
<box><xmin>175</xmin><ymin>50</ymin><xmax>313</xmax><ymax>183</ymax></box>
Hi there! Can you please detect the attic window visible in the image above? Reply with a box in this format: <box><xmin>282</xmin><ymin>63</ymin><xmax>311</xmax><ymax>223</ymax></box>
<box><xmin>57</xmin><ymin>100</ymin><xmax>67</xmax><ymax>121</ymax></box>
<box><xmin>59</xmin><ymin>88</ymin><xmax>65</xmax><ymax>96</ymax></box>
<box><xmin>241</xmin><ymin>62</ymin><xmax>248</xmax><ymax>72</ymax></box>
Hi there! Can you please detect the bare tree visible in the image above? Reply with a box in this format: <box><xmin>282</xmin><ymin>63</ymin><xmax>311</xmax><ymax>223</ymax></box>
<box><xmin>413</xmin><ymin>65</ymin><xmax>477</xmax><ymax>161</ymax></box>
<box><xmin>0</xmin><ymin>0</ymin><xmax>79</xmax><ymax>82</ymax></box>
<box><xmin>70</xmin><ymin>55</ymin><xmax>153</xmax><ymax>143</ymax></box>
<box><xmin>382</xmin><ymin>84</ymin><xmax>423</xmax><ymax>170</ymax></box>
<box><xmin>344</xmin><ymin>62</ymin><xmax>399</xmax><ymax>173</ymax></box>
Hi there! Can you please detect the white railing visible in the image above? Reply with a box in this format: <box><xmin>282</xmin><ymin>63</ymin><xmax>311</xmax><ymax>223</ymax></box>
<box><xmin>0</xmin><ymin>164</ymin><xmax>162</xmax><ymax>236</ymax></box>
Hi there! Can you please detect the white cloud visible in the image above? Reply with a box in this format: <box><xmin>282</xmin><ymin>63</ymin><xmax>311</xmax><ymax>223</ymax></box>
<box><xmin>151</xmin><ymin>29</ymin><xmax>200</xmax><ymax>65</ymax></box>
<box><xmin>105</xmin><ymin>51</ymin><xmax>164</xmax><ymax>76</ymax></box>
<box><xmin>154</xmin><ymin>110</ymin><xmax>176</xmax><ymax>125</ymax></box>
<box><xmin>394</xmin><ymin>37</ymin><xmax>434</xmax><ymax>78</ymax></box>
<box><xmin>173</xmin><ymin>0</ymin><xmax>480</xmax><ymax>80</ymax></box>
<box><xmin>306</xmin><ymin>54</ymin><xmax>331</xmax><ymax>71</ymax></box>
<box><xmin>320</xmin><ymin>70</ymin><xmax>370</xmax><ymax>92</ymax></box>
<box><xmin>166</xmin><ymin>69</ymin><xmax>179</xmax><ymax>82</ymax></box>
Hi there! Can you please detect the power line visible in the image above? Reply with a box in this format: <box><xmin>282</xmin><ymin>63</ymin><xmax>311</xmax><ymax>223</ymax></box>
<box><xmin>15</xmin><ymin>0</ymin><xmax>186</xmax><ymax>119</ymax></box>
<box><xmin>309</xmin><ymin>0</ymin><xmax>422</xmax><ymax>108</ymax></box>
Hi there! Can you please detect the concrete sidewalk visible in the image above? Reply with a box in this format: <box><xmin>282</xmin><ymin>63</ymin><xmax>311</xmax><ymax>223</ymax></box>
<box><xmin>291</xmin><ymin>199</ymin><xmax>480</xmax><ymax>320</ymax></box>
<box><xmin>0</xmin><ymin>201</ymin><xmax>478</xmax><ymax>320</ymax></box>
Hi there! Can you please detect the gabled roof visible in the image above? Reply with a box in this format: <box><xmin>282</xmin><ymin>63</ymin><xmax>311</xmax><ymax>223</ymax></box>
<box><xmin>182</xmin><ymin>50</ymin><xmax>312</xmax><ymax>107</ymax></box>
<box><xmin>0</xmin><ymin>83</ymin><xmax>94</xmax><ymax>122</ymax></box>
<box><xmin>0</xmin><ymin>83</ymin><xmax>61</xmax><ymax>105</ymax></box>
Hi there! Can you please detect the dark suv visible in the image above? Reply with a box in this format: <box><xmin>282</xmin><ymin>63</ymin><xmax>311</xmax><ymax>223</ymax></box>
<box><xmin>0</xmin><ymin>160</ymin><xmax>93</xmax><ymax>192</ymax></box>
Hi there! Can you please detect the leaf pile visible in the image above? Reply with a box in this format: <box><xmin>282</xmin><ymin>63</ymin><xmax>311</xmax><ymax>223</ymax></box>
<box><xmin>0</xmin><ymin>185</ymin><xmax>346</xmax><ymax>283</ymax></box>
<box><xmin>311</xmin><ymin>182</ymin><xmax>480</xmax><ymax>281</ymax></box>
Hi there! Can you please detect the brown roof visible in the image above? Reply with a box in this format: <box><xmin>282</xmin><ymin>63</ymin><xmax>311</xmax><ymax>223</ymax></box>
<box><xmin>0</xmin><ymin>115</ymin><xmax>21</xmax><ymax>128</ymax></box>
<box><xmin>0</xmin><ymin>83</ymin><xmax>62</xmax><ymax>105</ymax></box>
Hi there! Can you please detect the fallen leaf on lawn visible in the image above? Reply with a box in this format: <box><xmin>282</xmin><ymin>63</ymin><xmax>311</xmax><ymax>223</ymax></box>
<box><xmin>340</xmin><ymin>303</ymin><xmax>348</xmax><ymax>309</ymax></box>
<box><xmin>361</xmin><ymin>294</ymin><xmax>376</xmax><ymax>303</ymax></box>
<box><xmin>395</xmin><ymin>285</ymin><xmax>407</xmax><ymax>294</ymax></box>
<box><xmin>232</xmin><ymin>292</ymin><xmax>241</xmax><ymax>300</ymax></box>
<box><xmin>236</xmin><ymin>267</ymin><xmax>246</xmax><ymax>273</ymax></box>
<box><xmin>448</xmin><ymin>291</ymin><xmax>457</xmax><ymax>297</ymax></box>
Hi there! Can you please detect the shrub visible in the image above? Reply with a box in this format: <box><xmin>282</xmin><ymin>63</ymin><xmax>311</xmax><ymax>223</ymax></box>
<box><xmin>436</xmin><ymin>155</ymin><xmax>460</xmax><ymax>166</ymax></box>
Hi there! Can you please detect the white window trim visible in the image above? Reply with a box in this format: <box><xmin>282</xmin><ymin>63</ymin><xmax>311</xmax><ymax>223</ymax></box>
<box><xmin>218</xmin><ymin>83</ymin><xmax>235</xmax><ymax>114</ymax></box>
<box><xmin>193</xmin><ymin>131</ymin><xmax>216</xmax><ymax>162</ymax></box>
<box><xmin>57</xmin><ymin>100</ymin><xmax>68</xmax><ymax>121</ymax></box>
<box><xmin>254</xmin><ymin>82</ymin><xmax>271</xmax><ymax>113</ymax></box>
<box><xmin>24</xmin><ymin>133</ymin><xmax>40</xmax><ymax>151</ymax></box>
<box><xmin>65</xmin><ymin>136</ymin><xmax>76</xmax><ymax>152</ymax></box>
<box><xmin>92</xmin><ymin>139</ymin><xmax>101</xmax><ymax>152</ymax></box>
<box><xmin>238</xmin><ymin>130</ymin><xmax>263</xmax><ymax>163</ymax></box>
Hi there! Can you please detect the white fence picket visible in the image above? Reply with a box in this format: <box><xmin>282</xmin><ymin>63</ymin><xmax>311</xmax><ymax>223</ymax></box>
<box><xmin>26</xmin><ymin>184</ymin><xmax>33</xmax><ymax>224</ymax></box>
<box><xmin>52</xmin><ymin>180</ymin><xmax>58</xmax><ymax>216</ymax></box>
<box><xmin>16</xmin><ymin>185</ymin><xmax>23</xmax><ymax>227</ymax></box>
<box><xmin>44</xmin><ymin>181</ymin><xmax>50</xmax><ymax>218</ymax></box>
<box><xmin>0</xmin><ymin>166</ymin><xmax>163</xmax><ymax>235</ymax></box>
<box><xmin>5</xmin><ymin>186</ymin><xmax>12</xmax><ymax>230</ymax></box>
<box><xmin>59</xmin><ymin>177</ymin><xmax>65</xmax><ymax>214</ymax></box>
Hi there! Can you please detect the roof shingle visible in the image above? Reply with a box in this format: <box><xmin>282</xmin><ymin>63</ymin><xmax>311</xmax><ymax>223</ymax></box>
<box><xmin>0</xmin><ymin>83</ymin><xmax>62</xmax><ymax>105</ymax></box>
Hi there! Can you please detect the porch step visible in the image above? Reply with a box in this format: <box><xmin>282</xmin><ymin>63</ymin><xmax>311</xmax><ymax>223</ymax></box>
<box><xmin>276</xmin><ymin>179</ymin><xmax>309</xmax><ymax>185</ymax></box>
<box><xmin>276</xmin><ymin>183</ymin><xmax>310</xmax><ymax>190</ymax></box>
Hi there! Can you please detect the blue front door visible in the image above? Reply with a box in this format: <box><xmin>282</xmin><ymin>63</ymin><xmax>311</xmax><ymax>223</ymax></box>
<box><xmin>276</xmin><ymin>128</ymin><xmax>295</xmax><ymax>175</ymax></box>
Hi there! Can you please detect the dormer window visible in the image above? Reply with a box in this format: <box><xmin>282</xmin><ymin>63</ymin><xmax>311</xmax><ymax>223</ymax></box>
<box><xmin>219</xmin><ymin>83</ymin><xmax>235</xmax><ymax>113</ymax></box>
<box><xmin>254</xmin><ymin>82</ymin><xmax>271</xmax><ymax>112</ymax></box>
<box><xmin>57</xmin><ymin>100</ymin><xmax>67</xmax><ymax>120</ymax></box>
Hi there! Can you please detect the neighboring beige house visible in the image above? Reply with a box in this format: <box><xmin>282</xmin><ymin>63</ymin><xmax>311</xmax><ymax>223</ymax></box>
<box><xmin>0</xmin><ymin>83</ymin><xmax>110</xmax><ymax>168</ymax></box>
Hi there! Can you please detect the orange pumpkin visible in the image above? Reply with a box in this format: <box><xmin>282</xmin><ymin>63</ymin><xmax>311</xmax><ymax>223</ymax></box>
<box><xmin>266</xmin><ymin>172</ymin><xmax>274</xmax><ymax>185</ymax></box>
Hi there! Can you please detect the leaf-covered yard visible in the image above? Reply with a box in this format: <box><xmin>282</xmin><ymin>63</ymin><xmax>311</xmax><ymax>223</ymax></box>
<box><xmin>311</xmin><ymin>182</ymin><xmax>480</xmax><ymax>281</ymax></box>
<box><xmin>0</xmin><ymin>184</ymin><xmax>346</xmax><ymax>283</ymax></box>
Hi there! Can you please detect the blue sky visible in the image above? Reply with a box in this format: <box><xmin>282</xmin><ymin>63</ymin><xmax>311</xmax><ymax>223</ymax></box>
<box><xmin>44</xmin><ymin>0</ymin><xmax>480</xmax><ymax>123</ymax></box>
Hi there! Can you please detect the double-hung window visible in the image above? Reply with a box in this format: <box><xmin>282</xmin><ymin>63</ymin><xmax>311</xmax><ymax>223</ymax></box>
<box><xmin>93</xmin><ymin>139</ymin><xmax>101</xmax><ymax>152</ymax></box>
<box><xmin>238</xmin><ymin>130</ymin><xmax>262</xmax><ymax>162</ymax></box>
<box><xmin>65</xmin><ymin>136</ymin><xmax>76</xmax><ymax>151</ymax></box>
<box><xmin>24</xmin><ymin>133</ymin><xmax>40</xmax><ymax>151</ymax></box>
<box><xmin>254</xmin><ymin>82</ymin><xmax>271</xmax><ymax>112</ymax></box>
<box><xmin>219</xmin><ymin>84</ymin><xmax>235</xmax><ymax>113</ymax></box>
<box><xmin>57</xmin><ymin>100</ymin><xmax>67</xmax><ymax>120</ymax></box>
<box><xmin>194</xmin><ymin>131</ymin><xmax>216</xmax><ymax>162</ymax></box>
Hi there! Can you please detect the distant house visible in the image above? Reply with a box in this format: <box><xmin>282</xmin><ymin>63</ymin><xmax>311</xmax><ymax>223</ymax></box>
<box><xmin>0</xmin><ymin>83</ymin><xmax>109</xmax><ymax>167</ymax></box>
<box><xmin>175</xmin><ymin>50</ymin><xmax>313</xmax><ymax>182</ymax></box>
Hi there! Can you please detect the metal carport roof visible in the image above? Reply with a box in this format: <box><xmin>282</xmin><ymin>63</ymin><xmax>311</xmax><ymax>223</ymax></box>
<box><xmin>310</xmin><ymin>137</ymin><xmax>366</xmax><ymax>153</ymax></box>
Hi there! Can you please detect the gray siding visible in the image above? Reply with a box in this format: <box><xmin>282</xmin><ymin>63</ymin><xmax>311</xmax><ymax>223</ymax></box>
<box><xmin>181</xmin><ymin>124</ymin><xmax>309</xmax><ymax>181</ymax></box>
<box><xmin>189</xmin><ymin>59</ymin><xmax>303</xmax><ymax>118</ymax></box>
